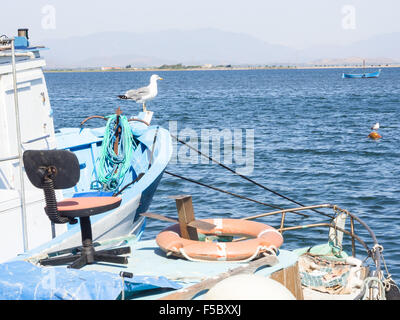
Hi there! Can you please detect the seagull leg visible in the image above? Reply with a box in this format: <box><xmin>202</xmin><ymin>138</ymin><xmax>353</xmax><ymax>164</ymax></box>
<box><xmin>143</xmin><ymin>103</ymin><xmax>147</xmax><ymax>112</ymax></box>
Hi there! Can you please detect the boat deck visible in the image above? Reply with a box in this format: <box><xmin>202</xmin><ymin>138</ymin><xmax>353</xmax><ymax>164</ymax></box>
<box><xmin>79</xmin><ymin>239</ymin><xmax>299</xmax><ymax>300</ymax></box>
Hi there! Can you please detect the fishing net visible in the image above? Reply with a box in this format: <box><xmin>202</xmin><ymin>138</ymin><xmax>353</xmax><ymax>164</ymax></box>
<box><xmin>298</xmin><ymin>253</ymin><xmax>360</xmax><ymax>295</ymax></box>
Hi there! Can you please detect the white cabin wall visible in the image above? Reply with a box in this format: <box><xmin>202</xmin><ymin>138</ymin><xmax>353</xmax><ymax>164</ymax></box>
<box><xmin>0</xmin><ymin>56</ymin><xmax>67</xmax><ymax>262</ymax></box>
<box><xmin>0</xmin><ymin>73</ymin><xmax>13</xmax><ymax>190</ymax></box>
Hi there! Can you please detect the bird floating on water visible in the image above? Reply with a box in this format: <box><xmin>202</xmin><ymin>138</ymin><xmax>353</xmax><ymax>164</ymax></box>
<box><xmin>368</xmin><ymin>122</ymin><xmax>381</xmax><ymax>140</ymax></box>
<box><xmin>371</xmin><ymin>122</ymin><xmax>380</xmax><ymax>130</ymax></box>
<box><xmin>118</xmin><ymin>74</ymin><xmax>163</xmax><ymax>112</ymax></box>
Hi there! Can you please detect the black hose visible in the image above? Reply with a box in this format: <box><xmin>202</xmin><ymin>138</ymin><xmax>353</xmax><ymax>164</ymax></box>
<box><xmin>332</xmin><ymin>205</ymin><xmax>381</xmax><ymax>273</ymax></box>
<box><xmin>43</xmin><ymin>178</ymin><xmax>70</xmax><ymax>224</ymax></box>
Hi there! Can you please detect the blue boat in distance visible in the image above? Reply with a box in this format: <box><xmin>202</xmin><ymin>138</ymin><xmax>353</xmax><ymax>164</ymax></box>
<box><xmin>342</xmin><ymin>70</ymin><xmax>381</xmax><ymax>78</ymax></box>
<box><xmin>342</xmin><ymin>59</ymin><xmax>381</xmax><ymax>78</ymax></box>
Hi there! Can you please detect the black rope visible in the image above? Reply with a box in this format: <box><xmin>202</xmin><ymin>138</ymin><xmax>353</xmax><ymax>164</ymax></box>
<box><xmin>165</xmin><ymin>171</ymin><xmax>309</xmax><ymax>218</ymax></box>
<box><xmin>171</xmin><ymin>134</ymin><xmax>331</xmax><ymax>218</ymax></box>
<box><xmin>333</xmin><ymin>206</ymin><xmax>382</xmax><ymax>273</ymax></box>
<box><xmin>148</xmin><ymin>126</ymin><xmax>159</xmax><ymax>169</ymax></box>
<box><xmin>113</xmin><ymin>172</ymin><xmax>145</xmax><ymax>197</ymax></box>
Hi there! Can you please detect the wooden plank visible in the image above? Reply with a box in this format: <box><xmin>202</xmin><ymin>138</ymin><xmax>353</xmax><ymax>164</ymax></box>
<box><xmin>140</xmin><ymin>212</ymin><xmax>179</xmax><ymax>224</ymax></box>
<box><xmin>140</xmin><ymin>212</ymin><xmax>216</xmax><ymax>231</ymax></box>
<box><xmin>174</xmin><ymin>195</ymin><xmax>198</xmax><ymax>240</ymax></box>
<box><xmin>270</xmin><ymin>262</ymin><xmax>304</xmax><ymax>300</ymax></box>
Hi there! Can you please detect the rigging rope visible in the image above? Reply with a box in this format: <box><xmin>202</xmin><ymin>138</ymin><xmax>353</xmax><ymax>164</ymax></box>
<box><xmin>165</xmin><ymin>171</ymin><xmax>309</xmax><ymax>217</ymax></box>
<box><xmin>93</xmin><ymin>114</ymin><xmax>137</xmax><ymax>191</ymax></box>
<box><xmin>171</xmin><ymin>133</ymin><xmax>331</xmax><ymax>218</ymax></box>
<box><xmin>167</xmin><ymin>136</ymin><xmax>397</xmax><ymax>295</ymax></box>
<box><xmin>362</xmin><ymin>276</ymin><xmax>386</xmax><ymax>300</ymax></box>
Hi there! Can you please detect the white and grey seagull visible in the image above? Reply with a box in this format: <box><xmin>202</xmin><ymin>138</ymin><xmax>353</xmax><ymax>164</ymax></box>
<box><xmin>371</xmin><ymin>122</ymin><xmax>380</xmax><ymax>130</ymax></box>
<box><xmin>118</xmin><ymin>74</ymin><xmax>163</xmax><ymax>111</ymax></box>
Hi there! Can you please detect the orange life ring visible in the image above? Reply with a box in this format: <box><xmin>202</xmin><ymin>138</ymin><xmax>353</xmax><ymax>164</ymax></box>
<box><xmin>156</xmin><ymin>218</ymin><xmax>283</xmax><ymax>262</ymax></box>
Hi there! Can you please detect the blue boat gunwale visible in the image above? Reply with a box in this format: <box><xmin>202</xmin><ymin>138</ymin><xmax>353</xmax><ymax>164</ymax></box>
<box><xmin>13</xmin><ymin>121</ymin><xmax>172</xmax><ymax>262</ymax></box>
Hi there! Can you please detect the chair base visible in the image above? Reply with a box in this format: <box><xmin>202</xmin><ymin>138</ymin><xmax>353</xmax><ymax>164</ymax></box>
<box><xmin>39</xmin><ymin>216</ymin><xmax>130</xmax><ymax>269</ymax></box>
<box><xmin>39</xmin><ymin>246</ymin><xmax>131</xmax><ymax>269</ymax></box>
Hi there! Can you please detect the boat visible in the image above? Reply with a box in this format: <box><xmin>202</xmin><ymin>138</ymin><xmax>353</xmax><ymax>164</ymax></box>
<box><xmin>342</xmin><ymin>60</ymin><xmax>381</xmax><ymax>78</ymax></box>
<box><xmin>2</xmin><ymin>193</ymin><xmax>399</xmax><ymax>301</ymax></box>
<box><xmin>0</xmin><ymin>29</ymin><xmax>172</xmax><ymax>263</ymax></box>
<box><xmin>0</xmin><ymin>31</ymin><xmax>399</xmax><ymax>304</ymax></box>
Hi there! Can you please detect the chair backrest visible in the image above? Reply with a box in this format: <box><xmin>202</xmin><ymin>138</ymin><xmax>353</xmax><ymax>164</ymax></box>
<box><xmin>23</xmin><ymin>150</ymin><xmax>80</xmax><ymax>189</ymax></box>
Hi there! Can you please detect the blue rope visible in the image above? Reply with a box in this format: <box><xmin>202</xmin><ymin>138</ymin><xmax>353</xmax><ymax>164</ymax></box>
<box><xmin>92</xmin><ymin>114</ymin><xmax>137</xmax><ymax>191</ymax></box>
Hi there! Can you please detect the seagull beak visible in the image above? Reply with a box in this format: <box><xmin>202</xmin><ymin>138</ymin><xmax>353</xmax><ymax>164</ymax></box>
<box><xmin>158</xmin><ymin>77</ymin><xmax>164</xmax><ymax>80</ymax></box>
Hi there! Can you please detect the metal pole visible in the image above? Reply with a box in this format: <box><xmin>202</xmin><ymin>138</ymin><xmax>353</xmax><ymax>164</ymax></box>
<box><xmin>0</xmin><ymin>155</ymin><xmax>19</xmax><ymax>162</ymax></box>
<box><xmin>11</xmin><ymin>38</ymin><xmax>29</xmax><ymax>252</ymax></box>
<box><xmin>242</xmin><ymin>204</ymin><xmax>332</xmax><ymax>220</ymax></box>
<box><xmin>350</xmin><ymin>217</ymin><xmax>356</xmax><ymax>257</ymax></box>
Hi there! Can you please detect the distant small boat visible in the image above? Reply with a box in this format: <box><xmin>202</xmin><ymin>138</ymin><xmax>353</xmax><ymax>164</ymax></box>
<box><xmin>342</xmin><ymin>60</ymin><xmax>381</xmax><ymax>79</ymax></box>
<box><xmin>342</xmin><ymin>70</ymin><xmax>381</xmax><ymax>78</ymax></box>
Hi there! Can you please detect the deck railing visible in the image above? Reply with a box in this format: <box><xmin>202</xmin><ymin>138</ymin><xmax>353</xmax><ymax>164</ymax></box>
<box><xmin>240</xmin><ymin>203</ymin><xmax>382</xmax><ymax>275</ymax></box>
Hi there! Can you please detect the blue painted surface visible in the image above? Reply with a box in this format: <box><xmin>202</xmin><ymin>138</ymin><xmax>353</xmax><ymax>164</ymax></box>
<box><xmin>4</xmin><ymin>237</ymin><xmax>294</xmax><ymax>300</ymax></box>
<box><xmin>13</xmin><ymin>211</ymin><xmax>146</xmax><ymax>261</ymax></box>
<box><xmin>13</xmin><ymin>112</ymin><xmax>172</xmax><ymax>261</ymax></box>
<box><xmin>13</xmin><ymin>36</ymin><xmax>29</xmax><ymax>48</ymax></box>
<box><xmin>342</xmin><ymin>69</ymin><xmax>381</xmax><ymax>78</ymax></box>
<box><xmin>72</xmin><ymin>191</ymin><xmax>114</xmax><ymax>197</ymax></box>
<box><xmin>45</xmin><ymin>69</ymin><xmax>400</xmax><ymax>283</ymax></box>
<box><xmin>0</xmin><ymin>260</ymin><xmax>181</xmax><ymax>300</ymax></box>
<box><xmin>53</xmin><ymin>118</ymin><xmax>172</xmax><ymax>229</ymax></box>
<box><xmin>80</xmin><ymin>239</ymin><xmax>298</xmax><ymax>300</ymax></box>
<box><xmin>135</xmin><ymin>169</ymin><xmax>165</xmax><ymax>216</ymax></box>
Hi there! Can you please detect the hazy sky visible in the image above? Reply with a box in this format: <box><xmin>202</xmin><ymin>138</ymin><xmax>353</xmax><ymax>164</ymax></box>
<box><xmin>1</xmin><ymin>1</ymin><xmax>399</xmax><ymax>48</ymax></box>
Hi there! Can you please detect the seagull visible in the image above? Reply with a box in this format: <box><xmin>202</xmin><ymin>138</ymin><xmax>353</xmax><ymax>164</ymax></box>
<box><xmin>371</xmin><ymin>122</ymin><xmax>380</xmax><ymax>130</ymax></box>
<box><xmin>118</xmin><ymin>74</ymin><xmax>163</xmax><ymax>111</ymax></box>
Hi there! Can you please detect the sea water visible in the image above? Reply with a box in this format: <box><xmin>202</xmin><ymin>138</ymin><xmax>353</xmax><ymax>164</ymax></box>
<box><xmin>46</xmin><ymin>68</ymin><xmax>400</xmax><ymax>281</ymax></box>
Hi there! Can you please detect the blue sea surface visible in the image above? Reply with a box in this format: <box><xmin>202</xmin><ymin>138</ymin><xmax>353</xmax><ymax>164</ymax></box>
<box><xmin>46</xmin><ymin>68</ymin><xmax>400</xmax><ymax>281</ymax></box>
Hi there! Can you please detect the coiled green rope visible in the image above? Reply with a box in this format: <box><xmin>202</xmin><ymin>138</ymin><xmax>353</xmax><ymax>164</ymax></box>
<box><xmin>93</xmin><ymin>114</ymin><xmax>137</xmax><ymax>191</ymax></box>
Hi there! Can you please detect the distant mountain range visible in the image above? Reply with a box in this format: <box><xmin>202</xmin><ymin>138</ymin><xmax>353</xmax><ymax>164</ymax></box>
<box><xmin>36</xmin><ymin>29</ymin><xmax>400</xmax><ymax>68</ymax></box>
<box><xmin>310</xmin><ymin>57</ymin><xmax>397</xmax><ymax>66</ymax></box>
